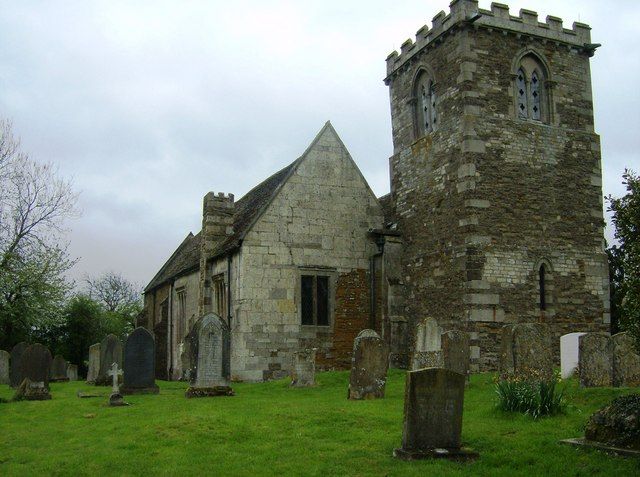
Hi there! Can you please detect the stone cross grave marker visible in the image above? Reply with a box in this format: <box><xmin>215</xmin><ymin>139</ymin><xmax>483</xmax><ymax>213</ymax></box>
<box><xmin>185</xmin><ymin>313</ymin><xmax>233</xmax><ymax>397</ymax></box>
<box><xmin>122</xmin><ymin>327</ymin><xmax>159</xmax><ymax>395</ymax></box>
<box><xmin>394</xmin><ymin>368</ymin><xmax>478</xmax><ymax>461</ymax></box>
<box><xmin>50</xmin><ymin>355</ymin><xmax>69</xmax><ymax>382</ymax></box>
<box><xmin>411</xmin><ymin>318</ymin><xmax>443</xmax><ymax>370</ymax></box>
<box><xmin>86</xmin><ymin>343</ymin><xmax>101</xmax><ymax>384</ymax></box>
<box><xmin>107</xmin><ymin>362</ymin><xmax>127</xmax><ymax>406</ymax></box>
<box><xmin>97</xmin><ymin>335</ymin><xmax>123</xmax><ymax>386</ymax></box>
<box><xmin>0</xmin><ymin>350</ymin><xmax>9</xmax><ymax>385</ymax></box>
<box><xmin>291</xmin><ymin>349</ymin><xmax>317</xmax><ymax>387</ymax></box>
<box><xmin>579</xmin><ymin>333</ymin><xmax>612</xmax><ymax>387</ymax></box>
<box><xmin>348</xmin><ymin>329</ymin><xmax>388</xmax><ymax>400</ymax></box>
<box><xmin>560</xmin><ymin>332</ymin><xmax>587</xmax><ymax>379</ymax></box>
<box><xmin>9</xmin><ymin>341</ymin><xmax>28</xmax><ymax>388</ymax></box>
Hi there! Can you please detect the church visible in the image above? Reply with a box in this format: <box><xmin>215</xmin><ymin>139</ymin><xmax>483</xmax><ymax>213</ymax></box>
<box><xmin>143</xmin><ymin>0</ymin><xmax>610</xmax><ymax>382</ymax></box>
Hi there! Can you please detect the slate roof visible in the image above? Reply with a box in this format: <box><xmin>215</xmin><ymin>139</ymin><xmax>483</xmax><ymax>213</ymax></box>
<box><xmin>144</xmin><ymin>232</ymin><xmax>201</xmax><ymax>292</ymax></box>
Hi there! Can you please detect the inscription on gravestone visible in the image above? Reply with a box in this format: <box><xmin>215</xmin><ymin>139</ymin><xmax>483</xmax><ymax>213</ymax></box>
<box><xmin>10</xmin><ymin>341</ymin><xmax>28</xmax><ymax>388</ymax></box>
<box><xmin>348</xmin><ymin>329</ymin><xmax>388</xmax><ymax>400</ymax></box>
<box><xmin>122</xmin><ymin>327</ymin><xmax>159</xmax><ymax>395</ymax></box>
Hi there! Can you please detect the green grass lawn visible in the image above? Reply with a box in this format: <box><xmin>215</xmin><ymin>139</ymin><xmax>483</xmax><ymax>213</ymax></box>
<box><xmin>1</xmin><ymin>370</ymin><xmax>638</xmax><ymax>476</ymax></box>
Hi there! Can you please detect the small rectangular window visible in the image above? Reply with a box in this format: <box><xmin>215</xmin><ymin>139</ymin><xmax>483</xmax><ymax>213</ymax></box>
<box><xmin>300</xmin><ymin>274</ymin><xmax>330</xmax><ymax>326</ymax></box>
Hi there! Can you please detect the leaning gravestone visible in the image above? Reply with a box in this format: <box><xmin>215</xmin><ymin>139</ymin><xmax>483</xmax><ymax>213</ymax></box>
<box><xmin>411</xmin><ymin>317</ymin><xmax>444</xmax><ymax>370</ymax></box>
<box><xmin>442</xmin><ymin>330</ymin><xmax>470</xmax><ymax>378</ymax></box>
<box><xmin>0</xmin><ymin>350</ymin><xmax>9</xmax><ymax>385</ymax></box>
<box><xmin>291</xmin><ymin>349</ymin><xmax>317</xmax><ymax>387</ymax></box>
<box><xmin>612</xmin><ymin>332</ymin><xmax>640</xmax><ymax>387</ymax></box>
<box><xmin>348</xmin><ymin>329</ymin><xmax>388</xmax><ymax>400</ymax></box>
<box><xmin>394</xmin><ymin>368</ymin><xmax>477</xmax><ymax>460</ymax></box>
<box><xmin>560</xmin><ymin>332</ymin><xmax>587</xmax><ymax>379</ymax></box>
<box><xmin>50</xmin><ymin>355</ymin><xmax>69</xmax><ymax>382</ymax></box>
<box><xmin>66</xmin><ymin>364</ymin><xmax>79</xmax><ymax>381</ymax></box>
<box><xmin>185</xmin><ymin>313</ymin><xmax>233</xmax><ymax>397</ymax></box>
<box><xmin>16</xmin><ymin>343</ymin><xmax>52</xmax><ymax>400</ymax></box>
<box><xmin>579</xmin><ymin>333</ymin><xmax>612</xmax><ymax>387</ymax></box>
<box><xmin>122</xmin><ymin>327</ymin><xmax>159</xmax><ymax>394</ymax></box>
<box><xmin>500</xmin><ymin>323</ymin><xmax>553</xmax><ymax>380</ymax></box>
<box><xmin>96</xmin><ymin>335</ymin><xmax>123</xmax><ymax>386</ymax></box>
<box><xmin>10</xmin><ymin>341</ymin><xmax>28</xmax><ymax>387</ymax></box>
<box><xmin>86</xmin><ymin>343</ymin><xmax>101</xmax><ymax>384</ymax></box>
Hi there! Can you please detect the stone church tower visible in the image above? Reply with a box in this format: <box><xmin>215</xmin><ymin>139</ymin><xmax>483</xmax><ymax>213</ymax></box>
<box><xmin>384</xmin><ymin>0</ymin><xmax>609</xmax><ymax>371</ymax></box>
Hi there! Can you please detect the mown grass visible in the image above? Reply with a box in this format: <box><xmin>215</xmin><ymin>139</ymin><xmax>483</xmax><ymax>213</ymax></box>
<box><xmin>0</xmin><ymin>370</ymin><xmax>639</xmax><ymax>476</ymax></box>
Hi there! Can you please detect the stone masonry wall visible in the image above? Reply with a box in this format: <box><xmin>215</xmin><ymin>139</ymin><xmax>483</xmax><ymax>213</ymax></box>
<box><xmin>230</xmin><ymin>125</ymin><xmax>384</xmax><ymax>381</ymax></box>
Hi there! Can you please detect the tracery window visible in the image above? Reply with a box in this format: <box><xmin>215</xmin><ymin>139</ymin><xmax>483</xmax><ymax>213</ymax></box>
<box><xmin>515</xmin><ymin>54</ymin><xmax>547</xmax><ymax>122</ymax></box>
<box><xmin>415</xmin><ymin>71</ymin><xmax>437</xmax><ymax>136</ymax></box>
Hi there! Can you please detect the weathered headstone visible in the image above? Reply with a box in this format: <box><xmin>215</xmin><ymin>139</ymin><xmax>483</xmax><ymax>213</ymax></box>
<box><xmin>86</xmin><ymin>343</ymin><xmax>101</xmax><ymax>384</ymax></box>
<box><xmin>181</xmin><ymin>328</ymin><xmax>196</xmax><ymax>381</ymax></box>
<box><xmin>67</xmin><ymin>364</ymin><xmax>79</xmax><ymax>381</ymax></box>
<box><xmin>348</xmin><ymin>329</ymin><xmax>388</xmax><ymax>400</ymax></box>
<box><xmin>96</xmin><ymin>335</ymin><xmax>123</xmax><ymax>386</ymax></box>
<box><xmin>500</xmin><ymin>323</ymin><xmax>553</xmax><ymax>380</ymax></box>
<box><xmin>612</xmin><ymin>332</ymin><xmax>640</xmax><ymax>387</ymax></box>
<box><xmin>0</xmin><ymin>350</ymin><xmax>9</xmax><ymax>385</ymax></box>
<box><xmin>9</xmin><ymin>341</ymin><xmax>28</xmax><ymax>388</ymax></box>
<box><xmin>411</xmin><ymin>317</ymin><xmax>443</xmax><ymax>370</ymax></box>
<box><xmin>394</xmin><ymin>368</ymin><xmax>477</xmax><ymax>460</ymax></box>
<box><xmin>107</xmin><ymin>362</ymin><xmax>127</xmax><ymax>406</ymax></box>
<box><xmin>442</xmin><ymin>330</ymin><xmax>470</xmax><ymax>378</ymax></box>
<box><xmin>560</xmin><ymin>332</ymin><xmax>587</xmax><ymax>379</ymax></box>
<box><xmin>185</xmin><ymin>313</ymin><xmax>233</xmax><ymax>397</ymax></box>
<box><xmin>579</xmin><ymin>333</ymin><xmax>613</xmax><ymax>387</ymax></box>
<box><xmin>17</xmin><ymin>343</ymin><xmax>52</xmax><ymax>400</ymax></box>
<box><xmin>50</xmin><ymin>355</ymin><xmax>69</xmax><ymax>382</ymax></box>
<box><xmin>122</xmin><ymin>327</ymin><xmax>159</xmax><ymax>395</ymax></box>
<box><xmin>291</xmin><ymin>349</ymin><xmax>316</xmax><ymax>388</ymax></box>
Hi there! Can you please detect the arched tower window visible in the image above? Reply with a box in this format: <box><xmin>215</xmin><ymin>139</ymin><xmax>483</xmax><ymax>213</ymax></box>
<box><xmin>414</xmin><ymin>71</ymin><xmax>437</xmax><ymax>137</ymax></box>
<box><xmin>514</xmin><ymin>54</ymin><xmax>548</xmax><ymax>123</ymax></box>
<box><xmin>539</xmin><ymin>264</ymin><xmax>546</xmax><ymax>311</ymax></box>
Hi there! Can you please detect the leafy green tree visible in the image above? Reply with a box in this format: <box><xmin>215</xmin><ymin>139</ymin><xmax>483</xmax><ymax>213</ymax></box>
<box><xmin>607</xmin><ymin>169</ymin><xmax>640</xmax><ymax>351</ymax></box>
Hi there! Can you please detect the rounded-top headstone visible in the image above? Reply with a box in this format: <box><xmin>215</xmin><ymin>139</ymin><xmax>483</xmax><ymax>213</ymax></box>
<box><xmin>501</xmin><ymin>323</ymin><xmax>553</xmax><ymax>380</ymax></box>
<box><xmin>50</xmin><ymin>355</ymin><xmax>69</xmax><ymax>381</ymax></box>
<box><xmin>10</xmin><ymin>341</ymin><xmax>28</xmax><ymax>387</ymax></box>
<box><xmin>122</xmin><ymin>327</ymin><xmax>159</xmax><ymax>394</ymax></box>
<box><xmin>560</xmin><ymin>332</ymin><xmax>587</xmax><ymax>379</ymax></box>
<box><xmin>20</xmin><ymin>343</ymin><xmax>53</xmax><ymax>388</ymax></box>
<box><xmin>189</xmin><ymin>313</ymin><xmax>231</xmax><ymax>388</ymax></box>
<box><xmin>348</xmin><ymin>329</ymin><xmax>389</xmax><ymax>400</ymax></box>
<box><xmin>97</xmin><ymin>334</ymin><xmax>123</xmax><ymax>386</ymax></box>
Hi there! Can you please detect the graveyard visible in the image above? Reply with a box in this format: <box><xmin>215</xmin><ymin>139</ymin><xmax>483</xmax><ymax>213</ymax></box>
<box><xmin>0</xmin><ymin>370</ymin><xmax>638</xmax><ymax>476</ymax></box>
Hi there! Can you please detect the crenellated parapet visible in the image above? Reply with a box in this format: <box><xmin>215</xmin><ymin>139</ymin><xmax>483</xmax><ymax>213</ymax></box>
<box><xmin>385</xmin><ymin>0</ymin><xmax>597</xmax><ymax>83</ymax></box>
<box><xmin>202</xmin><ymin>191</ymin><xmax>235</xmax><ymax>245</ymax></box>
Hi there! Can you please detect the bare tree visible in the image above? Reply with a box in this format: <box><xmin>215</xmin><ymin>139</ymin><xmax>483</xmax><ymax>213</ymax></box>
<box><xmin>85</xmin><ymin>271</ymin><xmax>142</xmax><ymax>313</ymax></box>
<box><xmin>0</xmin><ymin>120</ymin><xmax>78</xmax><ymax>349</ymax></box>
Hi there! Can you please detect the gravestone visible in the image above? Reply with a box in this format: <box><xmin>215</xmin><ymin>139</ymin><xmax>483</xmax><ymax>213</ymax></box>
<box><xmin>9</xmin><ymin>341</ymin><xmax>28</xmax><ymax>388</ymax></box>
<box><xmin>96</xmin><ymin>335</ymin><xmax>123</xmax><ymax>386</ymax></box>
<box><xmin>612</xmin><ymin>332</ymin><xmax>640</xmax><ymax>387</ymax></box>
<box><xmin>0</xmin><ymin>350</ymin><xmax>9</xmax><ymax>385</ymax></box>
<box><xmin>181</xmin><ymin>328</ymin><xmax>196</xmax><ymax>381</ymax></box>
<box><xmin>122</xmin><ymin>327</ymin><xmax>159</xmax><ymax>394</ymax></box>
<box><xmin>108</xmin><ymin>362</ymin><xmax>127</xmax><ymax>406</ymax></box>
<box><xmin>411</xmin><ymin>318</ymin><xmax>443</xmax><ymax>370</ymax></box>
<box><xmin>291</xmin><ymin>349</ymin><xmax>316</xmax><ymax>387</ymax></box>
<box><xmin>18</xmin><ymin>343</ymin><xmax>52</xmax><ymax>400</ymax></box>
<box><xmin>579</xmin><ymin>333</ymin><xmax>613</xmax><ymax>387</ymax></box>
<box><xmin>50</xmin><ymin>355</ymin><xmax>69</xmax><ymax>382</ymax></box>
<box><xmin>185</xmin><ymin>313</ymin><xmax>233</xmax><ymax>397</ymax></box>
<box><xmin>442</xmin><ymin>330</ymin><xmax>470</xmax><ymax>378</ymax></box>
<box><xmin>560</xmin><ymin>332</ymin><xmax>587</xmax><ymax>379</ymax></box>
<box><xmin>348</xmin><ymin>329</ymin><xmax>388</xmax><ymax>400</ymax></box>
<box><xmin>394</xmin><ymin>368</ymin><xmax>477</xmax><ymax>460</ymax></box>
<box><xmin>500</xmin><ymin>323</ymin><xmax>553</xmax><ymax>380</ymax></box>
<box><xmin>86</xmin><ymin>343</ymin><xmax>101</xmax><ymax>384</ymax></box>
<box><xmin>67</xmin><ymin>364</ymin><xmax>79</xmax><ymax>381</ymax></box>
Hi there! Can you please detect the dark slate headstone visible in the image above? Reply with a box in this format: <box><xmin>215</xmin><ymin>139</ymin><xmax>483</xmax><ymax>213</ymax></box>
<box><xmin>579</xmin><ymin>332</ymin><xmax>613</xmax><ymax>387</ymax></box>
<box><xmin>9</xmin><ymin>341</ymin><xmax>28</xmax><ymax>388</ymax></box>
<box><xmin>50</xmin><ymin>355</ymin><xmax>69</xmax><ymax>382</ymax></box>
<box><xmin>442</xmin><ymin>330</ymin><xmax>470</xmax><ymax>378</ymax></box>
<box><xmin>96</xmin><ymin>334</ymin><xmax>123</xmax><ymax>386</ymax></box>
<box><xmin>0</xmin><ymin>350</ymin><xmax>9</xmax><ymax>385</ymax></box>
<box><xmin>185</xmin><ymin>313</ymin><xmax>233</xmax><ymax>397</ymax></box>
<box><xmin>122</xmin><ymin>327</ymin><xmax>159</xmax><ymax>394</ymax></box>
<box><xmin>86</xmin><ymin>343</ymin><xmax>101</xmax><ymax>384</ymax></box>
<box><xmin>348</xmin><ymin>330</ymin><xmax>388</xmax><ymax>400</ymax></box>
<box><xmin>17</xmin><ymin>344</ymin><xmax>53</xmax><ymax>400</ymax></box>
<box><xmin>394</xmin><ymin>368</ymin><xmax>477</xmax><ymax>460</ymax></box>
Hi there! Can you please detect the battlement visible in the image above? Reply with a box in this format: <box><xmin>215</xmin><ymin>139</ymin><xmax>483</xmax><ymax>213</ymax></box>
<box><xmin>204</xmin><ymin>191</ymin><xmax>235</xmax><ymax>209</ymax></box>
<box><xmin>385</xmin><ymin>0</ymin><xmax>594</xmax><ymax>82</ymax></box>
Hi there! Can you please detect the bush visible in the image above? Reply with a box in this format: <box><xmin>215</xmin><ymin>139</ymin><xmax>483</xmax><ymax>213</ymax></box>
<box><xmin>495</xmin><ymin>374</ymin><xmax>566</xmax><ymax>419</ymax></box>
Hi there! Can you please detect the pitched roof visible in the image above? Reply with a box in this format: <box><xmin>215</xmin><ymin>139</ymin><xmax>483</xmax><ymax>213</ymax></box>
<box><xmin>144</xmin><ymin>232</ymin><xmax>201</xmax><ymax>292</ymax></box>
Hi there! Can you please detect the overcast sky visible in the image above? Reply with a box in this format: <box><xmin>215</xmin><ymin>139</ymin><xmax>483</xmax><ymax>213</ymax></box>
<box><xmin>1</xmin><ymin>0</ymin><xmax>638</xmax><ymax>289</ymax></box>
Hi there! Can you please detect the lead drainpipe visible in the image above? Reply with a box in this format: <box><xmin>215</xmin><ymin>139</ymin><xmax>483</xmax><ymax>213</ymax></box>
<box><xmin>168</xmin><ymin>280</ymin><xmax>174</xmax><ymax>380</ymax></box>
<box><xmin>369</xmin><ymin>235</ymin><xmax>385</xmax><ymax>330</ymax></box>
<box><xmin>227</xmin><ymin>255</ymin><xmax>232</xmax><ymax>328</ymax></box>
